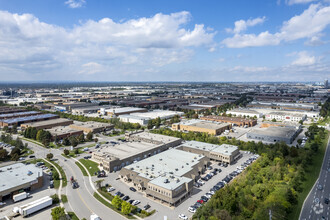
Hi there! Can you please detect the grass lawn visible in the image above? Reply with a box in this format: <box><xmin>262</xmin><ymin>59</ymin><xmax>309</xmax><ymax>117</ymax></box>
<box><xmin>47</xmin><ymin>159</ymin><xmax>68</xmax><ymax>187</ymax></box>
<box><xmin>93</xmin><ymin>192</ymin><xmax>136</xmax><ymax>219</ymax></box>
<box><xmin>75</xmin><ymin>161</ymin><xmax>88</xmax><ymax>176</ymax></box>
<box><xmin>67</xmin><ymin>211</ymin><xmax>79</xmax><ymax>220</ymax></box>
<box><xmin>21</xmin><ymin>137</ymin><xmax>44</xmax><ymax>147</ymax></box>
<box><xmin>79</xmin><ymin>159</ymin><xmax>99</xmax><ymax>176</ymax></box>
<box><xmin>98</xmin><ymin>187</ymin><xmax>114</xmax><ymax>201</ymax></box>
<box><xmin>21</xmin><ymin>148</ymin><xmax>34</xmax><ymax>157</ymax></box>
<box><xmin>318</xmin><ymin>117</ymin><xmax>330</xmax><ymax>126</ymax></box>
<box><xmin>289</xmin><ymin>132</ymin><xmax>329</xmax><ymax>220</ymax></box>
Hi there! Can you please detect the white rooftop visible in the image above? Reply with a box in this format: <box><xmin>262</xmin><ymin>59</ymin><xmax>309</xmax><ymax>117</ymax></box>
<box><xmin>180</xmin><ymin>141</ymin><xmax>238</xmax><ymax>156</ymax></box>
<box><xmin>0</xmin><ymin>163</ymin><xmax>43</xmax><ymax>193</ymax></box>
<box><xmin>124</xmin><ymin>149</ymin><xmax>203</xmax><ymax>190</ymax></box>
<box><xmin>130</xmin><ymin>110</ymin><xmax>184</xmax><ymax>120</ymax></box>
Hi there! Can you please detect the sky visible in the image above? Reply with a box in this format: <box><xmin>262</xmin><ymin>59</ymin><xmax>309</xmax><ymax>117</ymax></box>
<box><xmin>0</xmin><ymin>0</ymin><xmax>330</xmax><ymax>82</ymax></box>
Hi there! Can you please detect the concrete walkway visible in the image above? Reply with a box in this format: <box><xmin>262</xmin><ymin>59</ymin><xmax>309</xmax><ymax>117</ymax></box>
<box><xmin>44</xmin><ymin>158</ymin><xmax>64</xmax><ymax>208</ymax></box>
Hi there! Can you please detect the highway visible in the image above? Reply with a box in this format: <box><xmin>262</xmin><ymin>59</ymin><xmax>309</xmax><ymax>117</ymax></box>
<box><xmin>300</xmin><ymin>137</ymin><xmax>330</xmax><ymax>220</ymax></box>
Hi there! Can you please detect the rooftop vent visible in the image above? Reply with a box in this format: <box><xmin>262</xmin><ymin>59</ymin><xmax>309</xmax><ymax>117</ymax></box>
<box><xmin>175</xmin><ymin>168</ymin><xmax>178</xmax><ymax>171</ymax></box>
<box><xmin>164</xmin><ymin>179</ymin><xmax>169</xmax><ymax>183</ymax></box>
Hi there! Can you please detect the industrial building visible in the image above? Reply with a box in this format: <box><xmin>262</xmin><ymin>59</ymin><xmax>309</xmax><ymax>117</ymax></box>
<box><xmin>246</xmin><ymin>125</ymin><xmax>302</xmax><ymax>144</ymax></box>
<box><xmin>119</xmin><ymin>114</ymin><xmax>150</xmax><ymax>126</ymax></box>
<box><xmin>0</xmin><ymin>107</ymin><xmax>27</xmax><ymax>114</ymax></box>
<box><xmin>226</xmin><ymin>109</ymin><xmax>262</xmax><ymax>118</ymax></box>
<box><xmin>100</xmin><ymin>107</ymin><xmax>147</xmax><ymax>117</ymax></box>
<box><xmin>46</xmin><ymin>126</ymin><xmax>83</xmax><ymax>140</ymax></box>
<box><xmin>177</xmin><ymin>141</ymin><xmax>240</xmax><ymax>164</ymax></box>
<box><xmin>200</xmin><ymin>115</ymin><xmax>257</xmax><ymax>127</ymax></box>
<box><xmin>130</xmin><ymin>110</ymin><xmax>184</xmax><ymax>120</ymax></box>
<box><xmin>69</xmin><ymin>121</ymin><xmax>114</xmax><ymax>133</ymax></box>
<box><xmin>265</xmin><ymin>112</ymin><xmax>306</xmax><ymax>122</ymax></box>
<box><xmin>20</xmin><ymin>118</ymin><xmax>74</xmax><ymax>130</ymax></box>
<box><xmin>71</xmin><ymin>105</ymin><xmax>108</xmax><ymax>115</ymax></box>
<box><xmin>92</xmin><ymin>131</ymin><xmax>182</xmax><ymax>172</ymax></box>
<box><xmin>0</xmin><ymin>163</ymin><xmax>43</xmax><ymax>202</ymax></box>
<box><xmin>248</xmin><ymin>101</ymin><xmax>318</xmax><ymax>111</ymax></box>
<box><xmin>0</xmin><ymin>114</ymin><xmax>59</xmax><ymax>127</ymax></box>
<box><xmin>0</xmin><ymin>111</ymin><xmax>42</xmax><ymax>120</ymax></box>
<box><xmin>172</xmin><ymin>119</ymin><xmax>231</xmax><ymax>135</ymax></box>
<box><xmin>119</xmin><ymin>148</ymin><xmax>209</xmax><ymax>206</ymax></box>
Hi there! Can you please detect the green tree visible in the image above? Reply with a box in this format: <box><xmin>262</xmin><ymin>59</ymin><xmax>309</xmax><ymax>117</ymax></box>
<box><xmin>69</xmin><ymin>137</ymin><xmax>78</xmax><ymax>147</ymax></box>
<box><xmin>78</xmin><ymin>134</ymin><xmax>85</xmax><ymax>143</ymax></box>
<box><xmin>53</xmin><ymin>172</ymin><xmax>60</xmax><ymax>180</ymax></box>
<box><xmin>271</xmin><ymin>118</ymin><xmax>277</xmax><ymax>122</ymax></box>
<box><xmin>47</xmin><ymin>153</ymin><xmax>54</xmax><ymax>160</ymax></box>
<box><xmin>63</xmin><ymin>149</ymin><xmax>70</xmax><ymax>156</ymax></box>
<box><xmin>51</xmin><ymin>207</ymin><xmax>66</xmax><ymax>220</ymax></box>
<box><xmin>112</xmin><ymin>196</ymin><xmax>122</xmax><ymax>210</ymax></box>
<box><xmin>86</xmin><ymin>132</ymin><xmax>93</xmax><ymax>141</ymax></box>
<box><xmin>0</xmin><ymin>148</ymin><xmax>8</xmax><ymax>161</ymax></box>
<box><xmin>121</xmin><ymin>201</ymin><xmax>132</xmax><ymax>215</ymax></box>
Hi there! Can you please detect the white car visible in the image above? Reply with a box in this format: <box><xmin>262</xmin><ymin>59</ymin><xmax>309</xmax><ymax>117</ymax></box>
<box><xmin>205</xmin><ymin>194</ymin><xmax>212</xmax><ymax>199</ymax></box>
<box><xmin>178</xmin><ymin>214</ymin><xmax>188</xmax><ymax>220</ymax></box>
<box><xmin>107</xmin><ymin>187</ymin><xmax>115</xmax><ymax>192</ymax></box>
<box><xmin>208</xmin><ymin>190</ymin><xmax>215</xmax><ymax>195</ymax></box>
<box><xmin>197</xmin><ymin>179</ymin><xmax>205</xmax><ymax>185</ymax></box>
<box><xmin>188</xmin><ymin>207</ymin><xmax>196</xmax><ymax>213</ymax></box>
<box><xmin>132</xmin><ymin>200</ymin><xmax>140</xmax><ymax>205</ymax></box>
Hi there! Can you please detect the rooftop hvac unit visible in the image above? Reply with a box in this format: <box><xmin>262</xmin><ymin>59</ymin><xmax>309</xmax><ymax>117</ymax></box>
<box><xmin>175</xmin><ymin>168</ymin><xmax>178</xmax><ymax>171</ymax></box>
<box><xmin>164</xmin><ymin>179</ymin><xmax>169</xmax><ymax>183</ymax></box>
<box><xmin>176</xmin><ymin>178</ymin><xmax>180</xmax><ymax>183</ymax></box>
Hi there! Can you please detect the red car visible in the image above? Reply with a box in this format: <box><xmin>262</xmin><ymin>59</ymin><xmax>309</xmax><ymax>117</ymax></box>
<box><xmin>197</xmin><ymin>200</ymin><xmax>204</xmax><ymax>204</ymax></box>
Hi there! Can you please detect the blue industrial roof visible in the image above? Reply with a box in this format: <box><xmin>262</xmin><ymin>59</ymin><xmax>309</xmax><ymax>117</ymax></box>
<box><xmin>0</xmin><ymin>111</ymin><xmax>39</xmax><ymax>118</ymax></box>
<box><xmin>1</xmin><ymin>114</ymin><xmax>58</xmax><ymax>124</ymax></box>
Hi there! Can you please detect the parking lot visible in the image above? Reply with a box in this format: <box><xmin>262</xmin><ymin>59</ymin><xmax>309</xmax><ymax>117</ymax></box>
<box><xmin>99</xmin><ymin>151</ymin><xmax>257</xmax><ymax>220</ymax></box>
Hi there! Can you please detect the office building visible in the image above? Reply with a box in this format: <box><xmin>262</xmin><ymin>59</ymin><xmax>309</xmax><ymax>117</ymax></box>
<box><xmin>265</xmin><ymin>112</ymin><xmax>306</xmax><ymax>122</ymax></box>
<box><xmin>46</xmin><ymin>126</ymin><xmax>83</xmax><ymax>140</ymax></box>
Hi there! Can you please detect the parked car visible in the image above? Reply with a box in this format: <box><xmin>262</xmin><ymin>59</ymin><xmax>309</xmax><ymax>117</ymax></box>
<box><xmin>132</xmin><ymin>200</ymin><xmax>140</xmax><ymax>205</ymax></box>
<box><xmin>114</xmin><ymin>191</ymin><xmax>122</xmax><ymax>196</ymax></box>
<box><xmin>194</xmin><ymin>202</ymin><xmax>202</xmax><ymax>208</ymax></box>
<box><xmin>107</xmin><ymin>187</ymin><xmax>115</xmax><ymax>192</ymax></box>
<box><xmin>188</xmin><ymin>206</ymin><xmax>196</xmax><ymax>213</ymax></box>
<box><xmin>197</xmin><ymin>200</ymin><xmax>204</xmax><ymax>204</ymax></box>
<box><xmin>129</xmin><ymin>187</ymin><xmax>137</xmax><ymax>192</ymax></box>
<box><xmin>122</xmin><ymin>196</ymin><xmax>130</xmax><ymax>201</ymax></box>
<box><xmin>324</xmin><ymin>198</ymin><xmax>329</xmax><ymax>204</ymax></box>
<box><xmin>144</xmin><ymin>204</ymin><xmax>151</xmax><ymax>210</ymax></box>
<box><xmin>128</xmin><ymin>199</ymin><xmax>134</xmax><ymax>204</ymax></box>
<box><xmin>178</xmin><ymin>214</ymin><xmax>188</xmax><ymax>220</ymax></box>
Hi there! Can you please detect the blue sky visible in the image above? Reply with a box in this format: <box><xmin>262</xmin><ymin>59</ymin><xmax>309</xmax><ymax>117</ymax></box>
<box><xmin>0</xmin><ymin>0</ymin><xmax>329</xmax><ymax>82</ymax></box>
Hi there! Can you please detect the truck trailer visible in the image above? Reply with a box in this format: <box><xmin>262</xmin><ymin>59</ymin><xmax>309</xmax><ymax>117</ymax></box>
<box><xmin>16</xmin><ymin>196</ymin><xmax>53</xmax><ymax>217</ymax></box>
<box><xmin>13</xmin><ymin>192</ymin><xmax>30</xmax><ymax>203</ymax></box>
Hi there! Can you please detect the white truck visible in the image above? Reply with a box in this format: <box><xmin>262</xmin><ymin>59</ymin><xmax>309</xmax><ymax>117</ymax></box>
<box><xmin>13</xmin><ymin>192</ymin><xmax>30</xmax><ymax>203</ymax></box>
<box><xmin>13</xmin><ymin>196</ymin><xmax>53</xmax><ymax>217</ymax></box>
<box><xmin>90</xmin><ymin>213</ymin><xmax>102</xmax><ymax>220</ymax></box>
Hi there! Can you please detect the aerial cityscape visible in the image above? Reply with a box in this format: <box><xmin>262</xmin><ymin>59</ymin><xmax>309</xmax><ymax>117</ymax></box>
<box><xmin>0</xmin><ymin>1</ymin><xmax>330</xmax><ymax>220</ymax></box>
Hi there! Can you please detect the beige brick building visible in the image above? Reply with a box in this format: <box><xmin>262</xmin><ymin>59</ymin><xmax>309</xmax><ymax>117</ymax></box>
<box><xmin>172</xmin><ymin>119</ymin><xmax>231</xmax><ymax>135</ymax></box>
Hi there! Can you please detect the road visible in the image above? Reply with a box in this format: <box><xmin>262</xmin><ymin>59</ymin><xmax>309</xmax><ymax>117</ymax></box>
<box><xmin>300</xmin><ymin>137</ymin><xmax>330</xmax><ymax>220</ymax></box>
<box><xmin>9</xmin><ymin>133</ymin><xmax>127</xmax><ymax>220</ymax></box>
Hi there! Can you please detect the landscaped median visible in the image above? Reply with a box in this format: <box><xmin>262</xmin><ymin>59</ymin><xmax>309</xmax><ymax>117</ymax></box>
<box><xmin>21</xmin><ymin>137</ymin><xmax>44</xmax><ymax>147</ymax></box>
<box><xmin>76</xmin><ymin>158</ymin><xmax>99</xmax><ymax>176</ymax></box>
<box><xmin>46</xmin><ymin>159</ymin><xmax>68</xmax><ymax>188</ymax></box>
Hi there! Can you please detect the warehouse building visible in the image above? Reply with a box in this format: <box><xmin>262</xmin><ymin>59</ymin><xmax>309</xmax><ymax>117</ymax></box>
<box><xmin>69</xmin><ymin>121</ymin><xmax>114</xmax><ymax>133</ymax></box>
<box><xmin>46</xmin><ymin>126</ymin><xmax>83</xmax><ymax>140</ymax></box>
<box><xmin>0</xmin><ymin>111</ymin><xmax>42</xmax><ymax>120</ymax></box>
<box><xmin>246</xmin><ymin>125</ymin><xmax>302</xmax><ymax>144</ymax></box>
<box><xmin>172</xmin><ymin>119</ymin><xmax>231</xmax><ymax>135</ymax></box>
<box><xmin>119</xmin><ymin>148</ymin><xmax>209</xmax><ymax>206</ymax></box>
<box><xmin>226</xmin><ymin>109</ymin><xmax>262</xmax><ymax>118</ymax></box>
<box><xmin>119</xmin><ymin>114</ymin><xmax>150</xmax><ymax>126</ymax></box>
<box><xmin>130</xmin><ymin>110</ymin><xmax>184</xmax><ymax>120</ymax></box>
<box><xmin>0</xmin><ymin>107</ymin><xmax>27</xmax><ymax>114</ymax></box>
<box><xmin>100</xmin><ymin>107</ymin><xmax>147</xmax><ymax>117</ymax></box>
<box><xmin>92</xmin><ymin>131</ymin><xmax>182</xmax><ymax>172</ymax></box>
<box><xmin>177</xmin><ymin>141</ymin><xmax>240</xmax><ymax>164</ymax></box>
<box><xmin>265</xmin><ymin>112</ymin><xmax>306</xmax><ymax>122</ymax></box>
<box><xmin>0</xmin><ymin>114</ymin><xmax>59</xmax><ymax>127</ymax></box>
<box><xmin>21</xmin><ymin>118</ymin><xmax>74</xmax><ymax>130</ymax></box>
<box><xmin>200</xmin><ymin>115</ymin><xmax>257</xmax><ymax>127</ymax></box>
<box><xmin>0</xmin><ymin>163</ymin><xmax>43</xmax><ymax>202</ymax></box>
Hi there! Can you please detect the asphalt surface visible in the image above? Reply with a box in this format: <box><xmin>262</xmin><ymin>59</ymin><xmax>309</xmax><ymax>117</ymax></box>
<box><xmin>300</xmin><ymin>137</ymin><xmax>330</xmax><ymax>220</ymax></box>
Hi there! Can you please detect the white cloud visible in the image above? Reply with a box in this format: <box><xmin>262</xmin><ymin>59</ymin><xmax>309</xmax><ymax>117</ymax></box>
<box><xmin>290</xmin><ymin>51</ymin><xmax>317</xmax><ymax>66</ymax></box>
<box><xmin>0</xmin><ymin>10</ymin><xmax>215</xmax><ymax>80</ymax></box>
<box><xmin>226</xmin><ymin>16</ymin><xmax>266</xmax><ymax>34</ymax></box>
<box><xmin>79</xmin><ymin>62</ymin><xmax>104</xmax><ymax>74</ymax></box>
<box><xmin>65</xmin><ymin>0</ymin><xmax>86</xmax><ymax>8</ymax></box>
<box><xmin>230</xmin><ymin>66</ymin><xmax>269</xmax><ymax>72</ymax></box>
<box><xmin>222</xmin><ymin>4</ymin><xmax>330</xmax><ymax>48</ymax></box>
<box><xmin>286</xmin><ymin>0</ymin><xmax>316</xmax><ymax>5</ymax></box>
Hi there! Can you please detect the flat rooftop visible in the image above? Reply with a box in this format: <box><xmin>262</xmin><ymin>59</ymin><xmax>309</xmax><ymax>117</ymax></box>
<box><xmin>130</xmin><ymin>110</ymin><xmax>184</xmax><ymax>119</ymax></box>
<box><xmin>0</xmin><ymin>114</ymin><xmax>58</xmax><ymax>124</ymax></box>
<box><xmin>179</xmin><ymin>141</ymin><xmax>238</xmax><ymax>156</ymax></box>
<box><xmin>21</xmin><ymin>118</ymin><xmax>73</xmax><ymax>127</ymax></box>
<box><xmin>0</xmin><ymin>163</ymin><xmax>43</xmax><ymax>193</ymax></box>
<box><xmin>128</xmin><ymin>131</ymin><xmax>181</xmax><ymax>144</ymax></box>
<box><xmin>70</xmin><ymin>121</ymin><xmax>112</xmax><ymax>128</ymax></box>
<box><xmin>105</xmin><ymin>107</ymin><xmax>146</xmax><ymax>114</ymax></box>
<box><xmin>201</xmin><ymin>115</ymin><xmax>256</xmax><ymax>123</ymax></box>
<box><xmin>227</xmin><ymin>109</ymin><xmax>259</xmax><ymax>114</ymax></box>
<box><xmin>0</xmin><ymin>111</ymin><xmax>40</xmax><ymax>119</ymax></box>
<box><xmin>46</xmin><ymin>126</ymin><xmax>82</xmax><ymax>135</ymax></box>
<box><xmin>248</xmin><ymin>126</ymin><xmax>299</xmax><ymax>138</ymax></box>
<box><xmin>175</xmin><ymin>119</ymin><xmax>229</xmax><ymax>130</ymax></box>
<box><xmin>268</xmin><ymin>111</ymin><xmax>306</xmax><ymax>117</ymax></box>
<box><xmin>125</xmin><ymin>148</ymin><xmax>204</xmax><ymax>190</ymax></box>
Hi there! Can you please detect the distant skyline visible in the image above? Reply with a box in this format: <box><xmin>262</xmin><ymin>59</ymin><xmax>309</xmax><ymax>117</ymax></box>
<box><xmin>0</xmin><ymin>0</ymin><xmax>330</xmax><ymax>82</ymax></box>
